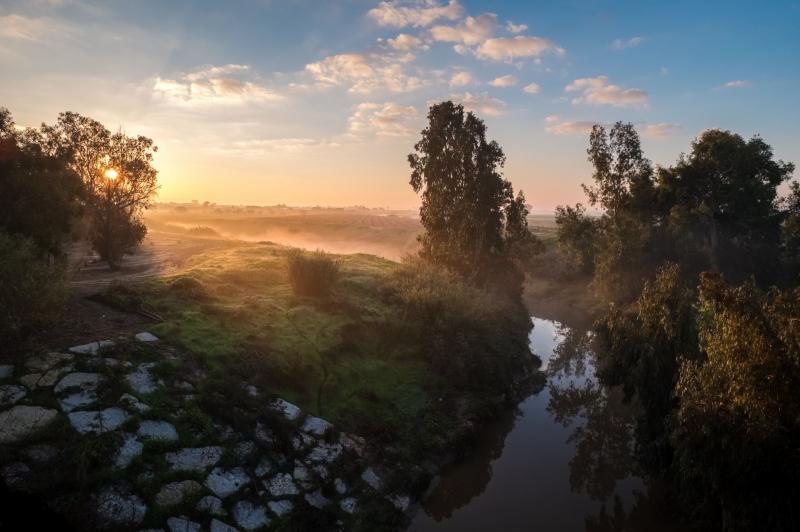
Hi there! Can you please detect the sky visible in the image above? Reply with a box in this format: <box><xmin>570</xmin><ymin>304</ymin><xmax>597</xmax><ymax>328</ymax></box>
<box><xmin>1</xmin><ymin>0</ymin><xmax>798</xmax><ymax>211</ymax></box>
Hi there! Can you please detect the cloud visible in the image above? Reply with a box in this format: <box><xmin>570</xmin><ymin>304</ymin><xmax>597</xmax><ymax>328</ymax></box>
<box><xmin>368</xmin><ymin>0</ymin><xmax>463</xmax><ymax>28</ymax></box>
<box><xmin>611</xmin><ymin>36</ymin><xmax>643</xmax><ymax>50</ymax></box>
<box><xmin>304</xmin><ymin>52</ymin><xmax>424</xmax><ymax>93</ymax></box>
<box><xmin>451</xmin><ymin>92</ymin><xmax>506</xmax><ymax>116</ymax></box>
<box><xmin>565</xmin><ymin>76</ymin><xmax>649</xmax><ymax>108</ymax></box>
<box><xmin>227</xmin><ymin>137</ymin><xmax>337</xmax><ymax>154</ymax></box>
<box><xmin>386</xmin><ymin>33</ymin><xmax>428</xmax><ymax>51</ymax></box>
<box><xmin>0</xmin><ymin>14</ymin><xmax>72</xmax><ymax>42</ymax></box>
<box><xmin>153</xmin><ymin>64</ymin><xmax>282</xmax><ymax>106</ymax></box>
<box><xmin>719</xmin><ymin>79</ymin><xmax>751</xmax><ymax>89</ymax></box>
<box><xmin>349</xmin><ymin>102</ymin><xmax>419</xmax><ymax>137</ymax></box>
<box><xmin>475</xmin><ymin>35</ymin><xmax>564</xmax><ymax>62</ymax></box>
<box><xmin>489</xmin><ymin>74</ymin><xmax>517</xmax><ymax>87</ymax></box>
<box><xmin>544</xmin><ymin>119</ymin><xmax>597</xmax><ymax>135</ymax></box>
<box><xmin>430</xmin><ymin>13</ymin><xmax>497</xmax><ymax>46</ymax></box>
<box><xmin>544</xmin><ymin>115</ymin><xmax>560</xmax><ymax>123</ymax></box>
<box><xmin>305</xmin><ymin>53</ymin><xmax>374</xmax><ymax>84</ymax></box>
<box><xmin>523</xmin><ymin>82</ymin><xmax>540</xmax><ymax>94</ymax></box>
<box><xmin>506</xmin><ymin>21</ymin><xmax>527</xmax><ymax>34</ymax></box>
<box><xmin>642</xmin><ymin>122</ymin><xmax>681</xmax><ymax>138</ymax></box>
<box><xmin>450</xmin><ymin>70</ymin><xmax>475</xmax><ymax>87</ymax></box>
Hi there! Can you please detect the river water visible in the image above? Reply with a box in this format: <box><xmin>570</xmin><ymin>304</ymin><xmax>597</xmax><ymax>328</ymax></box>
<box><xmin>409</xmin><ymin>317</ymin><xmax>670</xmax><ymax>532</ymax></box>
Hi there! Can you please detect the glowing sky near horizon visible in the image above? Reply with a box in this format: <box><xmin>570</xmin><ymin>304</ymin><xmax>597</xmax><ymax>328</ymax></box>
<box><xmin>1</xmin><ymin>0</ymin><xmax>798</xmax><ymax>210</ymax></box>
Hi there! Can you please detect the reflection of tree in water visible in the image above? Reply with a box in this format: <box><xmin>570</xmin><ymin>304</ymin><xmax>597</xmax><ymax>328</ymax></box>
<box><xmin>422</xmin><ymin>407</ymin><xmax>518</xmax><ymax>521</ymax></box>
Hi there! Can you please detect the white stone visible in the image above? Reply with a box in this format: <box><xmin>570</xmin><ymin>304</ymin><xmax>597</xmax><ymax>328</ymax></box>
<box><xmin>25</xmin><ymin>352</ymin><xmax>73</xmax><ymax>372</ymax></box>
<box><xmin>292</xmin><ymin>433</ymin><xmax>315</xmax><ymax>451</ymax></box>
<box><xmin>167</xmin><ymin>446</ymin><xmax>223</xmax><ymax>473</ymax></box>
<box><xmin>115</xmin><ymin>433</ymin><xmax>143</xmax><ymax>469</ymax></box>
<box><xmin>307</xmin><ymin>442</ymin><xmax>342</xmax><ymax>463</ymax></box>
<box><xmin>68</xmin><ymin>408</ymin><xmax>128</xmax><ymax>435</ymax></box>
<box><xmin>334</xmin><ymin>478</ymin><xmax>347</xmax><ymax>495</ymax></box>
<box><xmin>156</xmin><ymin>480</ymin><xmax>203</xmax><ymax>507</ymax></box>
<box><xmin>389</xmin><ymin>494</ymin><xmax>411</xmax><ymax>512</ymax></box>
<box><xmin>339</xmin><ymin>432</ymin><xmax>367</xmax><ymax>457</ymax></box>
<box><xmin>205</xmin><ymin>467</ymin><xmax>250</xmax><ymax>498</ymax></box>
<box><xmin>254</xmin><ymin>422</ymin><xmax>273</xmax><ymax>444</ymax></box>
<box><xmin>267</xmin><ymin>499</ymin><xmax>293</xmax><ymax>517</ymax></box>
<box><xmin>254</xmin><ymin>456</ymin><xmax>272</xmax><ymax>478</ymax></box>
<box><xmin>233</xmin><ymin>440</ymin><xmax>256</xmax><ymax>460</ymax></box>
<box><xmin>0</xmin><ymin>405</ymin><xmax>59</xmax><ymax>443</ymax></box>
<box><xmin>1</xmin><ymin>462</ymin><xmax>30</xmax><ymax>488</ymax></box>
<box><xmin>233</xmin><ymin>500</ymin><xmax>270</xmax><ymax>531</ymax></box>
<box><xmin>293</xmin><ymin>460</ymin><xmax>312</xmax><ymax>487</ymax></box>
<box><xmin>301</xmin><ymin>415</ymin><xmax>332</xmax><ymax>436</ymax></box>
<box><xmin>0</xmin><ymin>364</ymin><xmax>13</xmax><ymax>378</ymax></box>
<box><xmin>59</xmin><ymin>390</ymin><xmax>98</xmax><ymax>412</ymax></box>
<box><xmin>69</xmin><ymin>340</ymin><xmax>113</xmax><ymax>355</ymax></box>
<box><xmin>361</xmin><ymin>467</ymin><xmax>382</xmax><ymax>490</ymax></box>
<box><xmin>166</xmin><ymin>517</ymin><xmax>201</xmax><ymax>532</ymax></box>
<box><xmin>270</xmin><ymin>398</ymin><xmax>301</xmax><ymax>421</ymax></box>
<box><xmin>135</xmin><ymin>331</ymin><xmax>159</xmax><ymax>342</ymax></box>
<box><xmin>92</xmin><ymin>486</ymin><xmax>147</xmax><ymax>527</ymax></box>
<box><xmin>197</xmin><ymin>495</ymin><xmax>226</xmax><ymax>516</ymax></box>
<box><xmin>0</xmin><ymin>384</ymin><xmax>27</xmax><ymax>406</ymax></box>
<box><xmin>245</xmin><ymin>385</ymin><xmax>258</xmax><ymax>397</ymax></box>
<box><xmin>210</xmin><ymin>519</ymin><xmax>239</xmax><ymax>532</ymax></box>
<box><xmin>138</xmin><ymin>420</ymin><xmax>178</xmax><ymax>441</ymax></box>
<box><xmin>340</xmin><ymin>497</ymin><xmax>357</xmax><ymax>514</ymax></box>
<box><xmin>126</xmin><ymin>363</ymin><xmax>160</xmax><ymax>395</ymax></box>
<box><xmin>119</xmin><ymin>393</ymin><xmax>150</xmax><ymax>413</ymax></box>
<box><xmin>24</xmin><ymin>443</ymin><xmax>58</xmax><ymax>463</ymax></box>
<box><xmin>264</xmin><ymin>472</ymin><xmax>299</xmax><ymax>497</ymax></box>
<box><xmin>54</xmin><ymin>372</ymin><xmax>103</xmax><ymax>394</ymax></box>
<box><xmin>304</xmin><ymin>489</ymin><xmax>330</xmax><ymax>509</ymax></box>
<box><xmin>311</xmin><ymin>464</ymin><xmax>329</xmax><ymax>481</ymax></box>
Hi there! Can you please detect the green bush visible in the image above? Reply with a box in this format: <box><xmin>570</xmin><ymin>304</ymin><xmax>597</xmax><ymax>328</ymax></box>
<box><xmin>286</xmin><ymin>249</ymin><xmax>340</xmax><ymax>298</ymax></box>
<box><xmin>0</xmin><ymin>230</ymin><xmax>65</xmax><ymax>338</ymax></box>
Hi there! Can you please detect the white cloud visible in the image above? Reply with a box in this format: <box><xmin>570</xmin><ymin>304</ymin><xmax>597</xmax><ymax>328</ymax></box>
<box><xmin>643</xmin><ymin>122</ymin><xmax>681</xmax><ymax>138</ymax></box>
<box><xmin>153</xmin><ymin>64</ymin><xmax>282</xmax><ymax>106</ymax></box>
<box><xmin>227</xmin><ymin>137</ymin><xmax>337</xmax><ymax>154</ymax></box>
<box><xmin>489</xmin><ymin>74</ymin><xmax>517</xmax><ymax>87</ymax></box>
<box><xmin>305</xmin><ymin>53</ymin><xmax>374</xmax><ymax>85</ymax></box>
<box><xmin>368</xmin><ymin>0</ymin><xmax>463</xmax><ymax>28</ymax></box>
<box><xmin>450</xmin><ymin>70</ymin><xmax>475</xmax><ymax>87</ymax></box>
<box><xmin>545</xmin><ymin>119</ymin><xmax>597</xmax><ymax>135</ymax></box>
<box><xmin>506</xmin><ymin>21</ymin><xmax>527</xmax><ymax>34</ymax></box>
<box><xmin>719</xmin><ymin>79</ymin><xmax>751</xmax><ymax>89</ymax></box>
<box><xmin>387</xmin><ymin>33</ymin><xmax>428</xmax><ymax>51</ymax></box>
<box><xmin>305</xmin><ymin>53</ymin><xmax>423</xmax><ymax>93</ymax></box>
<box><xmin>523</xmin><ymin>82</ymin><xmax>540</xmax><ymax>94</ymax></box>
<box><xmin>476</xmin><ymin>35</ymin><xmax>564</xmax><ymax>62</ymax></box>
<box><xmin>430</xmin><ymin>13</ymin><xmax>497</xmax><ymax>46</ymax></box>
<box><xmin>0</xmin><ymin>14</ymin><xmax>71</xmax><ymax>42</ymax></box>
<box><xmin>611</xmin><ymin>36</ymin><xmax>643</xmax><ymax>50</ymax></box>
<box><xmin>565</xmin><ymin>76</ymin><xmax>649</xmax><ymax>108</ymax></box>
<box><xmin>349</xmin><ymin>102</ymin><xmax>419</xmax><ymax>137</ymax></box>
<box><xmin>451</xmin><ymin>92</ymin><xmax>506</xmax><ymax>116</ymax></box>
<box><xmin>544</xmin><ymin>115</ymin><xmax>560</xmax><ymax>123</ymax></box>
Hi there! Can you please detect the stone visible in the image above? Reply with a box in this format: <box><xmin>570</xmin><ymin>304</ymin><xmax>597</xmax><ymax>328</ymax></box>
<box><xmin>119</xmin><ymin>393</ymin><xmax>150</xmax><ymax>413</ymax></box>
<box><xmin>339</xmin><ymin>432</ymin><xmax>367</xmax><ymax>457</ymax></box>
<box><xmin>304</xmin><ymin>489</ymin><xmax>330</xmax><ymax>509</ymax></box>
<box><xmin>210</xmin><ymin>519</ymin><xmax>240</xmax><ymax>532</ymax></box>
<box><xmin>196</xmin><ymin>495</ymin><xmax>226</xmax><ymax>516</ymax></box>
<box><xmin>0</xmin><ymin>405</ymin><xmax>59</xmax><ymax>444</ymax></box>
<box><xmin>54</xmin><ymin>372</ymin><xmax>103</xmax><ymax>394</ymax></box>
<box><xmin>233</xmin><ymin>440</ymin><xmax>256</xmax><ymax>460</ymax></box>
<box><xmin>156</xmin><ymin>480</ymin><xmax>203</xmax><ymax>507</ymax></box>
<box><xmin>334</xmin><ymin>478</ymin><xmax>347</xmax><ymax>495</ymax></box>
<box><xmin>69</xmin><ymin>340</ymin><xmax>113</xmax><ymax>355</ymax></box>
<box><xmin>389</xmin><ymin>494</ymin><xmax>411</xmax><ymax>512</ymax></box>
<box><xmin>24</xmin><ymin>443</ymin><xmax>59</xmax><ymax>463</ymax></box>
<box><xmin>291</xmin><ymin>433</ymin><xmax>314</xmax><ymax>451</ymax></box>
<box><xmin>92</xmin><ymin>486</ymin><xmax>147</xmax><ymax>528</ymax></box>
<box><xmin>254</xmin><ymin>456</ymin><xmax>272</xmax><ymax>478</ymax></box>
<box><xmin>1</xmin><ymin>462</ymin><xmax>31</xmax><ymax>489</ymax></box>
<box><xmin>0</xmin><ymin>384</ymin><xmax>27</xmax><ymax>406</ymax></box>
<box><xmin>245</xmin><ymin>385</ymin><xmax>258</xmax><ymax>397</ymax></box>
<box><xmin>340</xmin><ymin>497</ymin><xmax>357</xmax><ymax>514</ymax></box>
<box><xmin>264</xmin><ymin>472</ymin><xmax>299</xmax><ymax>497</ymax></box>
<box><xmin>175</xmin><ymin>380</ymin><xmax>194</xmax><ymax>392</ymax></box>
<box><xmin>166</xmin><ymin>517</ymin><xmax>201</xmax><ymax>532</ymax></box>
<box><xmin>138</xmin><ymin>420</ymin><xmax>178</xmax><ymax>441</ymax></box>
<box><xmin>292</xmin><ymin>461</ymin><xmax>312</xmax><ymax>488</ymax></box>
<box><xmin>311</xmin><ymin>464</ymin><xmax>329</xmax><ymax>481</ymax></box>
<box><xmin>68</xmin><ymin>408</ymin><xmax>128</xmax><ymax>435</ymax></box>
<box><xmin>301</xmin><ymin>415</ymin><xmax>332</xmax><ymax>436</ymax></box>
<box><xmin>361</xmin><ymin>467</ymin><xmax>382</xmax><ymax>490</ymax></box>
<box><xmin>115</xmin><ymin>433</ymin><xmax>143</xmax><ymax>469</ymax></box>
<box><xmin>205</xmin><ymin>467</ymin><xmax>250</xmax><ymax>498</ymax></box>
<box><xmin>59</xmin><ymin>390</ymin><xmax>98</xmax><ymax>412</ymax></box>
<box><xmin>267</xmin><ymin>499</ymin><xmax>293</xmax><ymax>517</ymax></box>
<box><xmin>135</xmin><ymin>331</ymin><xmax>159</xmax><ymax>342</ymax></box>
<box><xmin>233</xmin><ymin>500</ymin><xmax>269</xmax><ymax>531</ymax></box>
<box><xmin>126</xmin><ymin>363</ymin><xmax>160</xmax><ymax>395</ymax></box>
<box><xmin>307</xmin><ymin>442</ymin><xmax>342</xmax><ymax>463</ymax></box>
<box><xmin>25</xmin><ymin>352</ymin><xmax>73</xmax><ymax>372</ymax></box>
<box><xmin>270</xmin><ymin>398</ymin><xmax>301</xmax><ymax>421</ymax></box>
<box><xmin>0</xmin><ymin>364</ymin><xmax>13</xmax><ymax>379</ymax></box>
<box><xmin>254</xmin><ymin>422</ymin><xmax>274</xmax><ymax>444</ymax></box>
<box><xmin>167</xmin><ymin>446</ymin><xmax>223</xmax><ymax>473</ymax></box>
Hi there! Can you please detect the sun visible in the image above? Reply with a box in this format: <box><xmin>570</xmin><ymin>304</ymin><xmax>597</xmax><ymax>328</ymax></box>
<box><xmin>104</xmin><ymin>168</ymin><xmax>118</xmax><ymax>180</ymax></box>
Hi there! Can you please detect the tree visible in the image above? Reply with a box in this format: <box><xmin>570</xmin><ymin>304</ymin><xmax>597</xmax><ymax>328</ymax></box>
<box><xmin>781</xmin><ymin>181</ymin><xmax>800</xmax><ymax>283</ymax></box>
<box><xmin>555</xmin><ymin>203</ymin><xmax>598</xmax><ymax>274</ymax></box>
<box><xmin>408</xmin><ymin>101</ymin><xmax>539</xmax><ymax>292</ymax></box>
<box><xmin>36</xmin><ymin>112</ymin><xmax>158</xmax><ymax>268</ymax></box>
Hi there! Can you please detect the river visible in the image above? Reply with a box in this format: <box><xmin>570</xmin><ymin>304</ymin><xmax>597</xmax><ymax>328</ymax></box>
<box><xmin>409</xmin><ymin>317</ymin><xmax>674</xmax><ymax>532</ymax></box>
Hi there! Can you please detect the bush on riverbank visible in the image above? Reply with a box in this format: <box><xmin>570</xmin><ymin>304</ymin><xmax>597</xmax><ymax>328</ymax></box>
<box><xmin>286</xmin><ymin>249</ymin><xmax>340</xmax><ymax>299</ymax></box>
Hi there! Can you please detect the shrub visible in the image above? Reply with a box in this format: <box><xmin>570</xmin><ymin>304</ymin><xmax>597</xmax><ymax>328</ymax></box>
<box><xmin>286</xmin><ymin>249</ymin><xmax>340</xmax><ymax>298</ymax></box>
<box><xmin>0</xmin><ymin>230</ymin><xmax>65</xmax><ymax>338</ymax></box>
